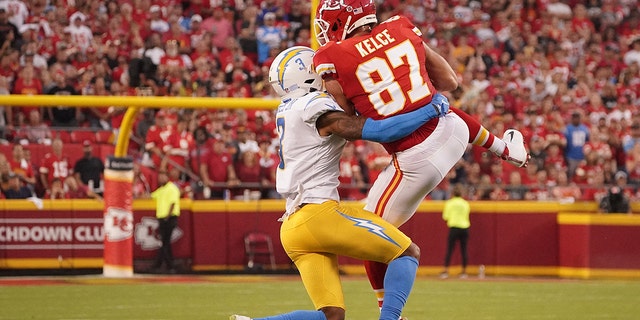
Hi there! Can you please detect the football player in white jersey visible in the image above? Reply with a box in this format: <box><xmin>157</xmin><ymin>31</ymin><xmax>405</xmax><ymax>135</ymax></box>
<box><xmin>230</xmin><ymin>46</ymin><xmax>449</xmax><ymax>320</ymax></box>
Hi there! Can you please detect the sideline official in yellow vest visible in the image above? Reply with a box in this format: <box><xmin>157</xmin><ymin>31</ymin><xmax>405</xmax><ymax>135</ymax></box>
<box><xmin>440</xmin><ymin>184</ymin><xmax>471</xmax><ymax>279</ymax></box>
<box><xmin>150</xmin><ymin>171</ymin><xmax>181</xmax><ymax>273</ymax></box>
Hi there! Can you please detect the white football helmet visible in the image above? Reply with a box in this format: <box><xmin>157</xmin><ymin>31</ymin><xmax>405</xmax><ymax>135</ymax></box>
<box><xmin>268</xmin><ymin>46</ymin><xmax>323</xmax><ymax>100</ymax></box>
<box><xmin>314</xmin><ymin>0</ymin><xmax>378</xmax><ymax>46</ymax></box>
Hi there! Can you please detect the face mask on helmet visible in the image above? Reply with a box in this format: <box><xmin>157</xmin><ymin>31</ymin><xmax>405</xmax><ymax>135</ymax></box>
<box><xmin>268</xmin><ymin>46</ymin><xmax>323</xmax><ymax>100</ymax></box>
<box><xmin>314</xmin><ymin>0</ymin><xmax>377</xmax><ymax>46</ymax></box>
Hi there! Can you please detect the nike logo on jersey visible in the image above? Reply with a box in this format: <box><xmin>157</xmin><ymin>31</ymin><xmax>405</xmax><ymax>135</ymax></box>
<box><xmin>335</xmin><ymin>209</ymin><xmax>400</xmax><ymax>247</ymax></box>
<box><xmin>354</xmin><ymin>29</ymin><xmax>397</xmax><ymax>58</ymax></box>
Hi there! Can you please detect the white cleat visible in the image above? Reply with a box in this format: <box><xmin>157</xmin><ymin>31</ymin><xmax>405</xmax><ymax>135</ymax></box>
<box><xmin>500</xmin><ymin>129</ymin><xmax>529</xmax><ymax>167</ymax></box>
<box><xmin>230</xmin><ymin>315</ymin><xmax>252</xmax><ymax>320</ymax></box>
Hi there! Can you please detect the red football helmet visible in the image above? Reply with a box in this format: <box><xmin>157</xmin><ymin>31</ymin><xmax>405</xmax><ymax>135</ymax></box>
<box><xmin>314</xmin><ymin>0</ymin><xmax>377</xmax><ymax>46</ymax></box>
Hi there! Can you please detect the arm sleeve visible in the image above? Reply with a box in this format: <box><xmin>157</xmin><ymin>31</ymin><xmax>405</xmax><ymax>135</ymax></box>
<box><xmin>361</xmin><ymin>93</ymin><xmax>447</xmax><ymax>143</ymax></box>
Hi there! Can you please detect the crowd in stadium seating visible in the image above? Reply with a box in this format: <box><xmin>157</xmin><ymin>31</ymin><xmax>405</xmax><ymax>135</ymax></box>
<box><xmin>0</xmin><ymin>0</ymin><xmax>639</xmax><ymax>208</ymax></box>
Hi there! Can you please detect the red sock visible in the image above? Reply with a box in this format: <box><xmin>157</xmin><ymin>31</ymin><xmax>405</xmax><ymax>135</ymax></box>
<box><xmin>364</xmin><ymin>260</ymin><xmax>388</xmax><ymax>308</ymax></box>
<box><xmin>450</xmin><ymin>107</ymin><xmax>506</xmax><ymax>155</ymax></box>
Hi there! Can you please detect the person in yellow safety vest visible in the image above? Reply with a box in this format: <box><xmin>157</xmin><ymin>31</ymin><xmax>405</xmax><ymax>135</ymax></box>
<box><xmin>150</xmin><ymin>170</ymin><xmax>181</xmax><ymax>273</ymax></box>
<box><xmin>440</xmin><ymin>184</ymin><xmax>471</xmax><ymax>279</ymax></box>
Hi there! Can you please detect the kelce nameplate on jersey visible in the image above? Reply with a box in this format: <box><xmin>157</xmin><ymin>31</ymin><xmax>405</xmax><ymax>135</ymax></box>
<box><xmin>355</xmin><ymin>29</ymin><xmax>397</xmax><ymax>58</ymax></box>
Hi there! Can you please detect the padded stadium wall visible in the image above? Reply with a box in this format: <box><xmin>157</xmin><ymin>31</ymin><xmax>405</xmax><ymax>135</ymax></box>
<box><xmin>1</xmin><ymin>199</ymin><xmax>640</xmax><ymax>279</ymax></box>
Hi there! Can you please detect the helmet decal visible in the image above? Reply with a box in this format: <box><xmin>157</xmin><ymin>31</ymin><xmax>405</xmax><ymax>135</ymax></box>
<box><xmin>277</xmin><ymin>47</ymin><xmax>308</xmax><ymax>92</ymax></box>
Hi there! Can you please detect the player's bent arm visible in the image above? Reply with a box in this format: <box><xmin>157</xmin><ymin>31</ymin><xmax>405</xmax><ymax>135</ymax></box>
<box><xmin>323</xmin><ymin>75</ymin><xmax>357</xmax><ymax>116</ymax></box>
<box><xmin>423</xmin><ymin>43</ymin><xmax>459</xmax><ymax>92</ymax></box>
<box><xmin>317</xmin><ymin>94</ymin><xmax>448</xmax><ymax>142</ymax></box>
<box><xmin>317</xmin><ymin>111</ymin><xmax>367</xmax><ymax>140</ymax></box>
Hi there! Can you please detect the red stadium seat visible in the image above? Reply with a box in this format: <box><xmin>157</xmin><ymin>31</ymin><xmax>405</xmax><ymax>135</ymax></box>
<box><xmin>244</xmin><ymin>232</ymin><xmax>276</xmax><ymax>271</ymax></box>
<box><xmin>54</xmin><ymin>130</ymin><xmax>72</xmax><ymax>143</ymax></box>
<box><xmin>70</xmin><ymin>130</ymin><xmax>96</xmax><ymax>144</ymax></box>
<box><xmin>95</xmin><ymin>130</ymin><xmax>114</xmax><ymax>144</ymax></box>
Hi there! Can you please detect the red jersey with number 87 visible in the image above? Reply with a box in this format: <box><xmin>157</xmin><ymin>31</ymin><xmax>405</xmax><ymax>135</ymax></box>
<box><xmin>314</xmin><ymin>15</ymin><xmax>439</xmax><ymax>153</ymax></box>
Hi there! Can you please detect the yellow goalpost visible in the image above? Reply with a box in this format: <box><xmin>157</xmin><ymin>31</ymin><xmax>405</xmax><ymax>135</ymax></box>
<box><xmin>2</xmin><ymin>95</ymin><xmax>279</xmax><ymax>276</ymax></box>
<box><xmin>2</xmin><ymin>0</ymin><xmax>319</xmax><ymax>276</ymax></box>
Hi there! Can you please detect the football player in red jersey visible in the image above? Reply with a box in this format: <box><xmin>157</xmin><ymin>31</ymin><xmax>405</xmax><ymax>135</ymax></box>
<box><xmin>312</xmin><ymin>0</ymin><xmax>530</xmax><ymax>312</ymax></box>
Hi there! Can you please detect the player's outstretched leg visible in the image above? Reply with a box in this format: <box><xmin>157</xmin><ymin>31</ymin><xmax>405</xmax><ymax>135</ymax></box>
<box><xmin>230</xmin><ymin>311</ymin><xmax>327</xmax><ymax>320</ymax></box>
<box><xmin>449</xmin><ymin>108</ymin><xmax>528</xmax><ymax>167</ymax></box>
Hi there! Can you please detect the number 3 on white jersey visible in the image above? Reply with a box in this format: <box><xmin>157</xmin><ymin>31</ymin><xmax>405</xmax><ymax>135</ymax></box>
<box><xmin>355</xmin><ymin>40</ymin><xmax>431</xmax><ymax>116</ymax></box>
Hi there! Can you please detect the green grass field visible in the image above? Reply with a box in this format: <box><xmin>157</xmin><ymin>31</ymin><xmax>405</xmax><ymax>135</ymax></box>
<box><xmin>2</xmin><ymin>275</ymin><xmax>640</xmax><ymax>320</ymax></box>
